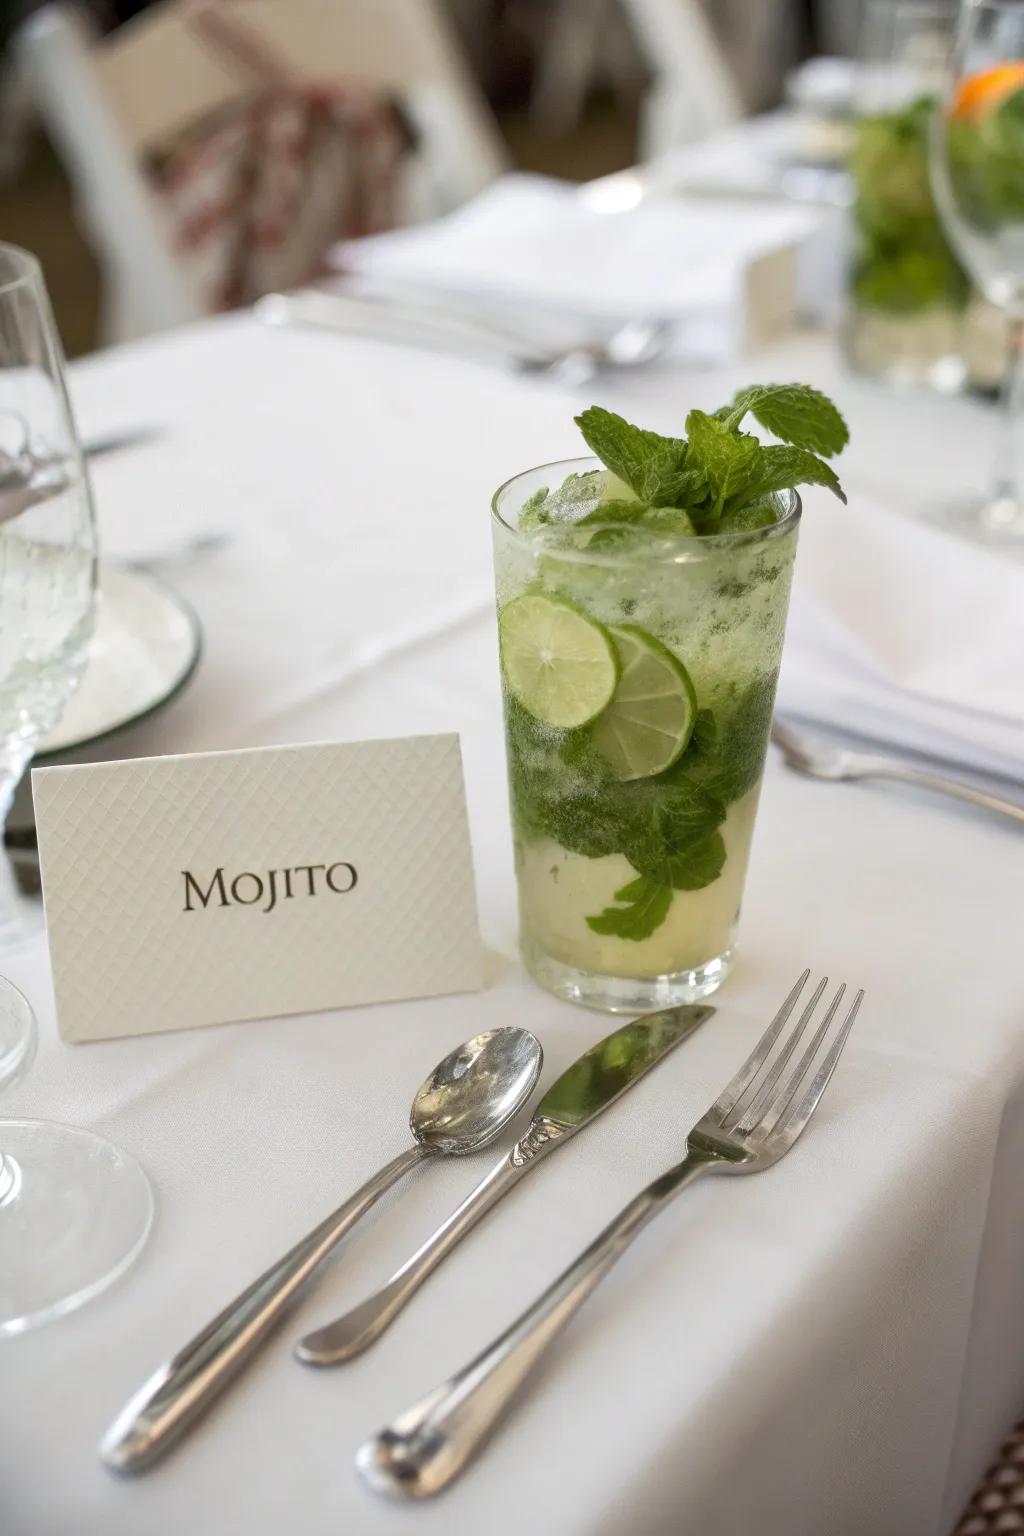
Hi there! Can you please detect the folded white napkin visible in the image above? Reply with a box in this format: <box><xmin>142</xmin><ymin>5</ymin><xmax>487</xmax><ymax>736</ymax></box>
<box><xmin>331</xmin><ymin>173</ymin><xmax>818</xmax><ymax>362</ymax></box>
<box><xmin>779</xmin><ymin>495</ymin><xmax>1024</xmax><ymax>781</ymax></box>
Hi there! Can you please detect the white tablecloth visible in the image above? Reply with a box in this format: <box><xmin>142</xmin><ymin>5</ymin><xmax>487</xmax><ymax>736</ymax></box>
<box><xmin>3</xmin><ymin>313</ymin><xmax>1024</xmax><ymax>1536</ymax></box>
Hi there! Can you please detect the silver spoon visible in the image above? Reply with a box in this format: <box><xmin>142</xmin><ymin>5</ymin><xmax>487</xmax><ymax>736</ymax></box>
<box><xmin>99</xmin><ymin>1026</ymin><xmax>543</xmax><ymax>1476</ymax></box>
<box><xmin>772</xmin><ymin>717</ymin><xmax>1024</xmax><ymax>826</ymax></box>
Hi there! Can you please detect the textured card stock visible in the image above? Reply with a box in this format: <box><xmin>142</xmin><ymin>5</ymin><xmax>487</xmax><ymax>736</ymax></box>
<box><xmin>33</xmin><ymin>735</ymin><xmax>482</xmax><ymax>1042</ymax></box>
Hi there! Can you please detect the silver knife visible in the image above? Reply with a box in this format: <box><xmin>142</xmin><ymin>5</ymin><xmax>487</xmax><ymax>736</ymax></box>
<box><xmin>295</xmin><ymin>1003</ymin><xmax>713</xmax><ymax>1366</ymax></box>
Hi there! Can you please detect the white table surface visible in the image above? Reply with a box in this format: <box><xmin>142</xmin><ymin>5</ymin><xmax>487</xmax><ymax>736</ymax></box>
<box><xmin>3</xmin><ymin>312</ymin><xmax>1023</xmax><ymax>1536</ymax></box>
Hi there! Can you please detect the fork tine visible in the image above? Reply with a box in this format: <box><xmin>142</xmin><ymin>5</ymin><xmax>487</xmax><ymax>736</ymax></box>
<box><xmin>727</xmin><ymin>976</ymin><xmax>831</xmax><ymax>1134</ymax></box>
<box><xmin>745</xmin><ymin>983</ymin><xmax>845</xmax><ymax>1139</ymax></box>
<box><xmin>727</xmin><ymin>983</ymin><xmax>841</xmax><ymax>1142</ymax></box>
<box><xmin>709</xmin><ymin>969</ymin><xmax>810</xmax><ymax>1126</ymax></box>
<box><xmin>760</xmin><ymin>987</ymin><xmax>864</xmax><ymax>1146</ymax></box>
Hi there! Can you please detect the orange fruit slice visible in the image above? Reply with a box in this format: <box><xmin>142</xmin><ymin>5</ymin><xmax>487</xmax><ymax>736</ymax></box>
<box><xmin>952</xmin><ymin>62</ymin><xmax>1024</xmax><ymax>121</ymax></box>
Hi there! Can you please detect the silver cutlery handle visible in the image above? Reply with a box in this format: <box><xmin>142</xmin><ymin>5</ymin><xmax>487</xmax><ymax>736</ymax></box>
<box><xmin>257</xmin><ymin>290</ymin><xmax>543</xmax><ymax>370</ymax></box>
<box><xmin>101</xmin><ymin>1143</ymin><xmax>430</xmax><ymax>1475</ymax></box>
<box><xmin>298</xmin><ymin>1149</ymin><xmax>531</xmax><ymax>1366</ymax></box>
<box><xmin>358</xmin><ymin>1157</ymin><xmax>708</xmax><ymax>1500</ymax></box>
<box><xmin>871</xmin><ymin>763</ymin><xmax>1024</xmax><ymax>825</ymax></box>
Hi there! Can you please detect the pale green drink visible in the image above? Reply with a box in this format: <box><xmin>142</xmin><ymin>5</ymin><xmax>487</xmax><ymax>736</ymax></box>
<box><xmin>493</xmin><ymin>459</ymin><xmax>800</xmax><ymax>1012</ymax></box>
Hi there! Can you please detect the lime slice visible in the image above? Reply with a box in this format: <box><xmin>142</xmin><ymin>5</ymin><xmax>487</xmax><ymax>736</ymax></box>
<box><xmin>591</xmin><ymin>625</ymin><xmax>697</xmax><ymax>780</ymax></box>
<box><xmin>499</xmin><ymin>594</ymin><xmax>618</xmax><ymax>728</ymax></box>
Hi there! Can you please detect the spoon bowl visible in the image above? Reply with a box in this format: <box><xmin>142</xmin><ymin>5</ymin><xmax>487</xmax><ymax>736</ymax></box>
<box><xmin>412</xmin><ymin>1028</ymin><xmax>543</xmax><ymax>1154</ymax></box>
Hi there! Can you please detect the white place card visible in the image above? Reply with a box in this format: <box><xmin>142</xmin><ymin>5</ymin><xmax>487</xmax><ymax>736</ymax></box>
<box><xmin>33</xmin><ymin>735</ymin><xmax>483</xmax><ymax>1042</ymax></box>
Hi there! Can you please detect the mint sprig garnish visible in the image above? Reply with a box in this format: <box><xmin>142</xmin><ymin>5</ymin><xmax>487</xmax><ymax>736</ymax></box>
<box><xmin>684</xmin><ymin>410</ymin><xmax>762</xmax><ymax>521</ymax></box>
<box><xmin>727</xmin><ymin>444</ymin><xmax>846</xmax><ymax>507</ymax></box>
<box><xmin>574</xmin><ymin>407</ymin><xmax>702</xmax><ymax>506</ymax></box>
<box><xmin>573</xmin><ymin>381</ymin><xmax>848</xmax><ymax>535</ymax></box>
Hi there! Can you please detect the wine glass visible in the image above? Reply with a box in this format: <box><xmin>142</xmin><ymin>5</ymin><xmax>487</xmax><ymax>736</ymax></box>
<box><xmin>0</xmin><ymin>242</ymin><xmax>95</xmax><ymax>943</ymax></box>
<box><xmin>0</xmin><ymin>246</ymin><xmax>153</xmax><ymax>1333</ymax></box>
<box><xmin>0</xmin><ymin>978</ymin><xmax>153</xmax><ymax>1335</ymax></box>
<box><xmin>929</xmin><ymin>0</ymin><xmax>1024</xmax><ymax>539</ymax></box>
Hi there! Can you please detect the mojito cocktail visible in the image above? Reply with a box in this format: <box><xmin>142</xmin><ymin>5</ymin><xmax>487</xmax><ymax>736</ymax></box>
<box><xmin>846</xmin><ymin>94</ymin><xmax>971</xmax><ymax>386</ymax></box>
<box><xmin>493</xmin><ymin>385</ymin><xmax>849</xmax><ymax>1011</ymax></box>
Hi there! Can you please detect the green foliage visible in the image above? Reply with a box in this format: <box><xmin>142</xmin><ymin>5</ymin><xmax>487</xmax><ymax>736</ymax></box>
<box><xmin>727</xmin><ymin>445</ymin><xmax>846</xmax><ymax>508</ymax></box>
<box><xmin>506</xmin><ymin>668</ymin><xmax>780</xmax><ymax>941</ymax></box>
<box><xmin>586</xmin><ymin>876</ymin><xmax>673</xmax><ymax>940</ymax></box>
<box><xmin>719</xmin><ymin>383</ymin><xmax>849</xmax><ymax>457</ymax></box>
<box><xmin>570</xmin><ymin>382</ymin><xmax>847</xmax><ymax>536</ymax></box>
<box><xmin>851</xmin><ymin>243</ymin><xmax>970</xmax><ymax>314</ymax></box>
<box><xmin>948</xmin><ymin>85</ymin><xmax>1024</xmax><ymax>231</ymax></box>
<box><xmin>574</xmin><ymin>408</ymin><xmax>693</xmax><ymax>505</ymax></box>
<box><xmin>850</xmin><ymin>94</ymin><xmax>970</xmax><ymax>315</ymax></box>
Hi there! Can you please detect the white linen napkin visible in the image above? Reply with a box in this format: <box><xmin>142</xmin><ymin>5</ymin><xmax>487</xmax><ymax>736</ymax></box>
<box><xmin>778</xmin><ymin>495</ymin><xmax>1024</xmax><ymax>781</ymax></box>
<box><xmin>330</xmin><ymin>173</ymin><xmax>819</xmax><ymax>362</ymax></box>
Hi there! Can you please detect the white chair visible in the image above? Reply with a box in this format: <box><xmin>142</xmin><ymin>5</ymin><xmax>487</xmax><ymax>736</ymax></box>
<box><xmin>531</xmin><ymin>0</ymin><xmax>742</xmax><ymax>160</ymax></box>
<box><xmin>623</xmin><ymin>0</ymin><xmax>743</xmax><ymax>159</ymax></box>
<box><xmin>14</xmin><ymin>0</ymin><xmax>507</xmax><ymax>345</ymax></box>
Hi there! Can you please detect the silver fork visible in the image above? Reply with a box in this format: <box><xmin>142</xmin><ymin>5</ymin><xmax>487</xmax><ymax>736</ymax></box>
<box><xmin>256</xmin><ymin>289</ymin><xmax>668</xmax><ymax>384</ymax></box>
<box><xmin>356</xmin><ymin>971</ymin><xmax>863</xmax><ymax>1501</ymax></box>
<box><xmin>772</xmin><ymin>718</ymin><xmax>1024</xmax><ymax>826</ymax></box>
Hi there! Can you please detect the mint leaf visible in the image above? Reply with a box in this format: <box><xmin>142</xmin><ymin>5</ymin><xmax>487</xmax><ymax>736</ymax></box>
<box><xmin>519</xmin><ymin>486</ymin><xmax>551</xmax><ymax>529</ymax></box>
<box><xmin>657</xmin><ymin>779</ymin><xmax>725</xmax><ymax>844</ymax></box>
<box><xmin>683</xmin><ymin>410</ymin><xmax>761</xmax><ymax>523</ymax></box>
<box><xmin>657</xmin><ymin>468</ymin><xmax>708</xmax><ymax>508</ymax></box>
<box><xmin>679</xmin><ymin>674</ymin><xmax>777</xmax><ymax>804</ymax></box>
<box><xmin>625</xmin><ymin>779</ymin><xmax>727</xmax><ymax>891</ymax></box>
<box><xmin>690</xmin><ymin>707</ymin><xmax>717</xmax><ymax>758</ymax></box>
<box><xmin>721</xmin><ymin>384</ymin><xmax>849</xmax><ymax>458</ymax></box>
<box><xmin>665</xmin><ymin>831</ymin><xmax>726</xmax><ymax>889</ymax></box>
<box><xmin>586</xmin><ymin>876</ymin><xmax>672</xmax><ymax>940</ymax></box>
<box><xmin>575</xmin><ymin>407</ymin><xmax>689</xmax><ymax>505</ymax></box>
<box><xmin>728</xmin><ymin>444</ymin><xmax>846</xmax><ymax>507</ymax></box>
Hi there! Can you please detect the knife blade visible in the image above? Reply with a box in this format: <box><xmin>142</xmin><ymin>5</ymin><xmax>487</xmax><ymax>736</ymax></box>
<box><xmin>295</xmin><ymin>1003</ymin><xmax>713</xmax><ymax>1366</ymax></box>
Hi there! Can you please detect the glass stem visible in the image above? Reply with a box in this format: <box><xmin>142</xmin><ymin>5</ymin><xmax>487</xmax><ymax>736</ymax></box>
<box><xmin>0</xmin><ymin>756</ymin><xmax>27</xmax><ymax>1204</ymax></box>
<box><xmin>0</xmin><ymin>1149</ymin><xmax>19</xmax><ymax>1205</ymax></box>
<box><xmin>994</xmin><ymin>313</ymin><xmax>1024</xmax><ymax>508</ymax></box>
<box><xmin>0</xmin><ymin>752</ymin><xmax>29</xmax><ymax>945</ymax></box>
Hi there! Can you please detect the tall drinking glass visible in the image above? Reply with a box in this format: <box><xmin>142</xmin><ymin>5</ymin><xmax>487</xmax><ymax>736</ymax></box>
<box><xmin>493</xmin><ymin>460</ymin><xmax>799</xmax><ymax>1014</ymax></box>
<box><xmin>0</xmin><ymin>246</ymin><xmax>153</xmax><ymax>1334</ymax></box>
<box><xmin>845</xmin><ymin>0</ymin><xmax>970</xmax><ymax>389</ymax></box>
<box><xmin>930</xmin><ymin>0</ymin><xmax>1024</xmax><ymax>539</ymax></box>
